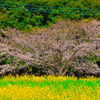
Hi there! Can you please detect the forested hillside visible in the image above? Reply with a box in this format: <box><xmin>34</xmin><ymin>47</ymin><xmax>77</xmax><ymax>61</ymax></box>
<box><xmin>0</xmin><ymin>0</ymin><xmax>100</xmax><ymax>32</ymax></box>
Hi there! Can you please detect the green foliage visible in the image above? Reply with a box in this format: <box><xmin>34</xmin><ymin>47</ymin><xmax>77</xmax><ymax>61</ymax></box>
<box><xmin>7</xmin><ymin>57</ymin><xmax>18</xmax><ymax>66</ymax></box>
<box><xmin>29</xmin><ymin>14</ymin><xmax>44</xmax><ymax>27</ymax></box>
<box><xmin>61</xmin><ymin>61</ymin><xmax>66</xmax><ymax>67</ymax></box>
<box><xmin>0</xmin><ymin>0</ymin><xmax>100</xmax><ymax>31</ymax></box>
<box><xmin>22</xmin><ymin>47</ymin><xmax>27</xmax><ymax>50</ymax></box>
<box><xmin>25</xmin><ymin>25</ymin><xmax>32</xmax><ymax>32</ymax></box>
<box><xmin>0</xmin><ymin>59</ymin><xmax>8</xmax><ymax>65</ymax></box>
<box><xmin>0</xmin><ymin>54</ymin><xmax>6</xmax><ymax>58</ymax></box>
<box><xmin>0</xmin><ymin>51</ymin><xmax>4</xmax><ymax>54</ymax></box>
<box><xmin>54</xmin><ymin>57</ymin><xmax>57</xmax><ymax>60</ymax></box>
<box><xmin>43</xmin><ymin>54</ymin><xmax>46</xmax><ymax>56</ymax></box>
<box><xmin>18</xmin><ymin>61</ymin><xmax>25</xmax><ymax>66</ymax></box>
<box><xmin>71</xmin><ymin>68</ymin><xmax>75</xmax><ymax>72</ymax></box>
<box><xmin>0</xmin><ymin>55</ymin><xmax>26</xmax><ymax>68</ymax></box>
<box><xmin>17</xmin><ymin>22</ymin><xmax>26</xmax><ymax>30</ymax></box>
<box><xmin>38</xmin><ymin>68</ymin><xmax>41</xmax><ymax>71</ymax></box>
<box><xmin>45</xmin><ymin>65</ymin><xmax>48</xmax><ymax>68</ymax></box>
<box><xmin>96</xmin><ymin>60</ymin><xmax>100</xmax><ymax>68</ymax></box>
<box><xmin>85</xmin><ymin>52</ymin><xmax>100</xmax><ymax>64</ymax></box>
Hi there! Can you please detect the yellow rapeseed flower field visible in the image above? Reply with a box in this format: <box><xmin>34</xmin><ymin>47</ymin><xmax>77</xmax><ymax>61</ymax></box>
<box><xmin>0</xmin><ymin>74</ymin><xmax>100</xmax><ymax>100</ymax></box>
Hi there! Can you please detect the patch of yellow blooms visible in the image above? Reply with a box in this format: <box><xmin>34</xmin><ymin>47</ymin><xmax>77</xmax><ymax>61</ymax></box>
<box><xmin>0</xmin><ymin>74</ymin><xmax>100</xmax><ymax>100</ymax></box>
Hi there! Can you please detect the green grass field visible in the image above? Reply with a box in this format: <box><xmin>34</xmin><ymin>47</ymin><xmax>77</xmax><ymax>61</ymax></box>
<box><xmin>0</xmin><ymin>74</ymin><xmax>100</xmax><ymax>100</ymax></box>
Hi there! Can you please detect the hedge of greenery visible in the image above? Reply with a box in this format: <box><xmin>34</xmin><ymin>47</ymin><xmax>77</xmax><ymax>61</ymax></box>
<box><xmin>0</xmin><ymin>0</ymin><xmax>100</xmax><ymax>32</ymax></box>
